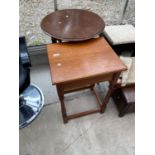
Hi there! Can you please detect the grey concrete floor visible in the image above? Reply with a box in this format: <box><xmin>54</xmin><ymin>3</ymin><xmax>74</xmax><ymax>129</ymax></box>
<box><xmin>19</xmin><ymin>62</ymin><xmax>135</xmax><ymax>155</ymax></box>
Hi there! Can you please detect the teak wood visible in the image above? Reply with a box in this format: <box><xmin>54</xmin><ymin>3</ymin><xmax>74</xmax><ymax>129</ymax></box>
<box><xmin>47</xmin><ymin>37</ymin><xmax>127</xmax><ymax>123</ymax></box>
<box><xmin>41</xmin><ymin>9</ymin><xmax>105</xmax><ymax>43</ymax></box>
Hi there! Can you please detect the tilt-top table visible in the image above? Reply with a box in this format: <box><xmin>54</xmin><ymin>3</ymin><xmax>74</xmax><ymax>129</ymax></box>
<box><xmin>41</xmin><ymin>9</ymin><xmax>105</xmax><ymax>43</ymax></box>
<box><xmin>47</xmin><ymin>37</ymin><xmax>127</xmax><ymax>123</ymax></box>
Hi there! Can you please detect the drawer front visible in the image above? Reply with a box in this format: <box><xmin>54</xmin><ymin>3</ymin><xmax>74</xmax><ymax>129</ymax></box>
<box><xmin>63</xmin><ymin>73</ymin><xmax>113</xmax><ymax>92</ymax></box>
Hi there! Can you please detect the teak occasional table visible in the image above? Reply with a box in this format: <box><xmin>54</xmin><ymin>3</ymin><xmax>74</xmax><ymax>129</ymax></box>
<box><xmin>47</xmin><ymin>37</ymin><xmax>127</xmax><ymax>123</ymax></box>
<box><xmin>41</xmin><ymin>9</ymin><xmax>105</xmax><ymax>43</ymax></box>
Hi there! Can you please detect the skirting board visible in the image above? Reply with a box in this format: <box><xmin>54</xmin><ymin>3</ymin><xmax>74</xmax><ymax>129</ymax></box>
<box><xmin>28</xmin><ymin>44</ymin><xmax>47</xmax><ymax>56</ymax></box>
<box><xmin>28</xmin><ymin>45</ymin><xmax>48</xmax><ymax>66</ymax></box>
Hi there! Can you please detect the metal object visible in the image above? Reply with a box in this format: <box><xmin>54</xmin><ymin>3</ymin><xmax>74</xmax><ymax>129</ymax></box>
<box><xmin>19</xmin><ymin>84</ymin><xmax>44</xmax><ymax>129</ymax></box>
<box><xmin>120</xmin><ymin>0</ymin><xmax>129</xmax><ymax>23</ymax></box>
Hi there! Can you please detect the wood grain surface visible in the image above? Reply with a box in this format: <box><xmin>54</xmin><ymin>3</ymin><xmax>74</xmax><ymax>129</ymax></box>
<box><xmin>47</xmin><ymin>37</ymin><xmax>126</xmax><ymax>84</ymax></box>
<box><xmin>41</xmin><ymin>9</ymin><xmax>105</xmax><ymax>41</ymax></box>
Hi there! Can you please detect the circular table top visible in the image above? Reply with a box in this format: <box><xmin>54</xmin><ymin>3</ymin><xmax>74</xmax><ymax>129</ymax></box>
<box><xmin>41</xmin><ymin>9</ymin><xmax>105</xmax><ymax>42</ymax></box>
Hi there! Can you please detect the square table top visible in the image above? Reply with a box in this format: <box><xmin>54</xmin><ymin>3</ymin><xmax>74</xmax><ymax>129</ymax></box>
<box><xmin>47</xmin><ymin>37</ymin><xmax>127</xmax><ymax>84</ymax></box>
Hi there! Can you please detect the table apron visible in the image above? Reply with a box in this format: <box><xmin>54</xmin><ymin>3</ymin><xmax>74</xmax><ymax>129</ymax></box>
<box><xmin>62</xmin><ymin>73</ymin><xmax>113</xmax><ymax>92</ymax></box>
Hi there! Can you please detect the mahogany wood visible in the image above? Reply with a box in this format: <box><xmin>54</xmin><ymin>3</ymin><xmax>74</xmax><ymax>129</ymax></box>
<box><xmin>67</xmin><ymin>109</ymin><xmax>101</xmax><ymax>120</ymax></box>
<box><xmin>47</xmin><ymin>37</ymin><xmax>126</xmax><ymax>84</ymax></box>
<box><xmin>47</xmin><ymin>37</ymin><xmax>127</xmax><ymax>123</ymax></box>
<box><xmin>41</xmin><ymin>9</ymin><xmax>105</xmax><ymax>42</ymax></box>
<box><xmin>91</xmin><ymin>86</ymin><xmax>102</xmax><ymax>107</ymax></box>
<box><xmin>101</xmin><ymin>72</ymin><xmax>121</xmax><ymax>113</ymax></box>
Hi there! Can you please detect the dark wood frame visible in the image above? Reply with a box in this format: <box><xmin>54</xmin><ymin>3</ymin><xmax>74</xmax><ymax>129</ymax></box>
<box><xmin>47</xmin><ymin>37</ymin><xmax>127</xmax><ymax>123</ymax></box>
<box><xmin>112</xmin><ymin>84</ymin><xmax>135</xmax><ymax>117</ymax></box>
<box><xmin>41</xmin><ymin>9</ymin><xmax>105</xmax><ymax>43</ymax></box>
<box><xmin>56</xmin><ymin>72</ymin><xmax>121</xmax><ymax>123</ymax></box>
<box><xmin>51</xmin><ymin>32</ymin><xmax>104</xmax><ymax>43</ymax></box>
<box><xmin>51</xmin><ymin>37</ymin><xmax>62</xmax><ymax>43</ymax></box>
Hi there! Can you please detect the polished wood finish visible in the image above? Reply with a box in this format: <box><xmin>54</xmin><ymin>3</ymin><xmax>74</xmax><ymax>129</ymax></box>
<box><xmin>112</xmin><ymin>76</ymin><xmax>135</xmax><ymax>116</ymax></box>
<box><xmin>112</xmin><ymin>84</ymin><xmax>135</xmax><ymax>117</ymax></box>
<box><xmin>67</xmin><ymin>109</ymin><xmax>101</xmax><ymax>120</ymax></box>
<box><xmin>100</xmin><ymin>72</ymin><xmax>121</xmax><ymax>113</ymax></box>
<box><xmin>41</xmin><ymin>9</ymin><xmax>105</xmax><ymax>42</ymax></box>
<box><xmin>47</xmin><ymin>37</ymin><xmax>127</xmax><ymax>123</ymax></box>
<box><xmin>47</xmin><ymin>37</ymin><xmax>126</xmax><ymax>84</ymax></box>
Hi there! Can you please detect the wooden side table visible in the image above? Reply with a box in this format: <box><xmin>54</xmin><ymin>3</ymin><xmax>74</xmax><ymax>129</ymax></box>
<box><xmin>47</xmin><ymin>37</ymin><xmax>127</xmax><ymax>123</ymax></box>
<box><xmin>41</xmin><ymin>9</ymin><xmax>105</xmax><ymax>43</ymax></box>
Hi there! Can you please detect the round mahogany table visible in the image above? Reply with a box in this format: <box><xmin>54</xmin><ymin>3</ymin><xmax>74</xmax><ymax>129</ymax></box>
<box><xmin>41</xmin><ymin>9</ymin><xmax>105</xmax><ymax>43</ymax></box>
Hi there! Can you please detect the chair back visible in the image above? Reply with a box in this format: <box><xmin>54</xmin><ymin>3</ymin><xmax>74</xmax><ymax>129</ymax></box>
<box><xmin>19</xmin><ymin>36</ymin><xmax>31</xmax><ymax>68</ymax></box>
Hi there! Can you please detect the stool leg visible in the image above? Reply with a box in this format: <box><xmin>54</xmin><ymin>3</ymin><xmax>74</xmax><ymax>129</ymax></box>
<box><xmin>119</xmin><ymin>107</ymin><xmax>127</xmax><ymax>117</ymax></box>
<box><xmin>51</xmin><ymin>37</ymin><xmax>62</xmax><ymax>43</ymax></box>
<box><xmin>131</xmin><ymin>50</ymin><xmax>135</xmax><ymax>57</ymax></box>
<box><xmin>119</xmin><ymin>112</ymin><xmax>125</xmax><ymax>117</ymax></box>
<box><xmin>119</xmin><ymin>105</ymin><xmax>130</xmax><ymax>117</ymax></box>
<box><xmin>56</xmin><ymin>85</ymin><xmax>68</xmax><ymax>123</ymax></box>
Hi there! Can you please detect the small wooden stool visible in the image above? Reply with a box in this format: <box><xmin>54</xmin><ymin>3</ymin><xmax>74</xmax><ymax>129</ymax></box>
<box><xmin>112</xmin><ymin>57</ymin><xmax>135</xmax><ymax>117</ymax></box>
<box><xmin>112</xmin><ymin>84</ymin><xmax>135</xmax><ymax>117</ymax></box>
<box><xmin>103</xmin><ymin>24</ymin><xmax>135</xmax><ymax>56</ymax></box>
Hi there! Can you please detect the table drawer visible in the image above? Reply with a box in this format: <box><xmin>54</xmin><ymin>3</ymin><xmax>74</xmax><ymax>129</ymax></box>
<box><xmin>63</xmin><ymin>73</ymin><xmax>113</xmax><ymax>92</ymax></box>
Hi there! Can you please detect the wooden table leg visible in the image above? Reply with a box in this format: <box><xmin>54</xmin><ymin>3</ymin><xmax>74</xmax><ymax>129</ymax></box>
<box><xmin>51</xmin><ymin>37</ymin><xmax>62</xmax><ymax>43</ymax></box>
<box><xmin>57</xmin><ymin>39</ymin><xmax>62</xmax><ymax>43</ymax></box>
<box><xmin>101</xmin><ymin>72</ymin><xmax>121</xmax><ymax>113</ymax></box>
<box><xmin>56</xmin><ymin>85</ymin><xmax>68</xmax><ymax>123</ymax></box>
<box><xmin>56</xmin><ymin>83</ymin><xmax>103</xmax><ymax>123</ymax></box>
<box><xmin>99</xmin><ymin>32</ymin><xmax>104</xmax><ymax>37</ymax></box>
<box><xmin>51</xmin><ymin>37</ymin><xmax>57</xmax><ymax>43</ymax></box>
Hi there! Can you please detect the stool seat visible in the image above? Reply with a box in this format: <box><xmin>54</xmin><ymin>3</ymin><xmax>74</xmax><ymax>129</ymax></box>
<box><xmin>104</xmin><ymin>24</ymin><xmax>135</xmax><ymax>45</ymax></box>
<box><xmin>119</xmin><ymin>57</ymin><xmax>135</xmax><ymax>86</ymax></box>
<box><xmin>126</xmin><ymin>57</ymin><xmax>135</xmax><ymax>84</ymax></box>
